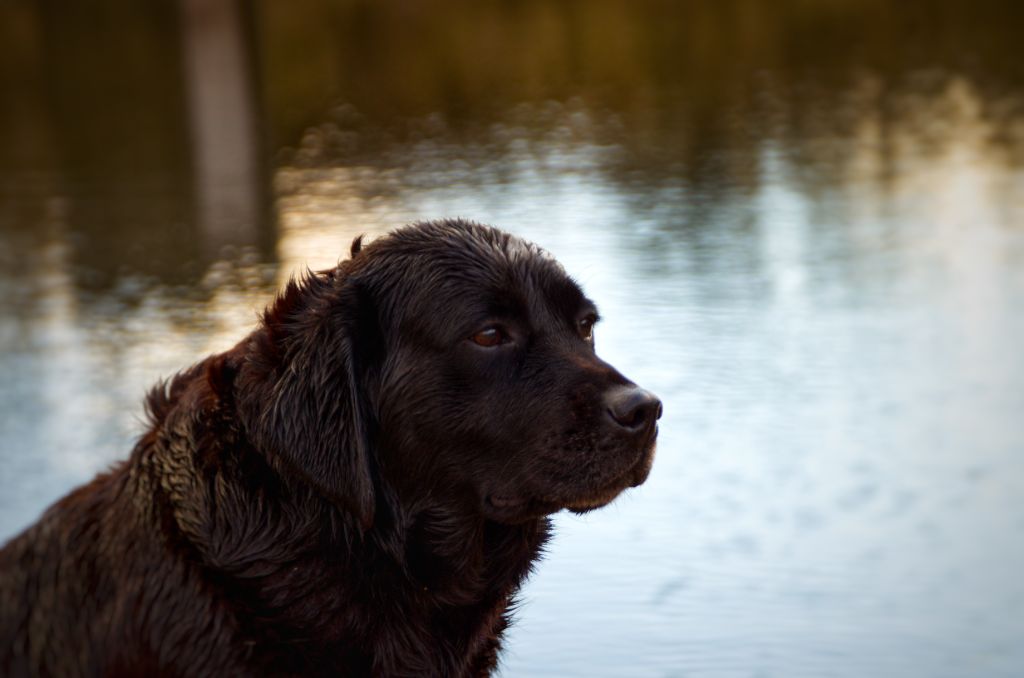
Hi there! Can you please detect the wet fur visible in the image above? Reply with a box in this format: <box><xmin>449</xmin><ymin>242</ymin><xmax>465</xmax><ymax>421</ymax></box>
<box><xmin>0</xmin><ymin>220</ymin><xmax>653</xmax><ymax>677</ymax></box>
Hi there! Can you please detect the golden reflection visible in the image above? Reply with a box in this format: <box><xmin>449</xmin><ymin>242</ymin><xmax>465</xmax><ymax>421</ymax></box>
<box><xmin>274</xmin><ymin>167</ymin><xmax>398</xmax><ymax>278</ymax></box>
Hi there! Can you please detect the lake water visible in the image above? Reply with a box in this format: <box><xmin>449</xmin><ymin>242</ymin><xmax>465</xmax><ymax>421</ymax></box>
<box><xmin>2</xmin><ymin>2</ymin><xmax>1023</xmax><ymax>676</ymax></box>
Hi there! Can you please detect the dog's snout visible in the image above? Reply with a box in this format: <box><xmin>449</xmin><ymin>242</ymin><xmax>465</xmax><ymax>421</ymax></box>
<box><xmin>605</xmin><ymin>386</ymin><xmax>662</xmax><ymax>432</ymax></box>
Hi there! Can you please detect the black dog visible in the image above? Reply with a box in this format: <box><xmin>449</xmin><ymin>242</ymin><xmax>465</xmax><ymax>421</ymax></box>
<box><xmin>0</xmin><ymin>220</ymin><xmax>661</xmax><ymax>677</ymax></box>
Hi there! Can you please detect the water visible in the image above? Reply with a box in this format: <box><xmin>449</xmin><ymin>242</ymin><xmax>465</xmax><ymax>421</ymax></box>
<box><xmin>2</xmin><ymin>2</ymin><xmax>1024</xmax><ymax>676</ymax></box>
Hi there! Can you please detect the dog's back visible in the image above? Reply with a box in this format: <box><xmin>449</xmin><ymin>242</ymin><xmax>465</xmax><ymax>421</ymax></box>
<box><xmin>0</xmin><ymin>366</ymin><xmax>248</xmax><ymax>677</ymax></box>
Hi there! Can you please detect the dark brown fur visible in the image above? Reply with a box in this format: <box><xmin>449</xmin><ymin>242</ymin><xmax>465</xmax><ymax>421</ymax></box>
<box><xmin>0</xmin><ymin>220</ymin><xmax>659</xmax><ymax>677</ymax></box>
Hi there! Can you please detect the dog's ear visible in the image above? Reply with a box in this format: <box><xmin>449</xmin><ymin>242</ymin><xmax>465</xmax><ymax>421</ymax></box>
<box><xmin>238</xmin><ymin>269</ymin><xmax>379</xmax><ymax>530</ymax></box>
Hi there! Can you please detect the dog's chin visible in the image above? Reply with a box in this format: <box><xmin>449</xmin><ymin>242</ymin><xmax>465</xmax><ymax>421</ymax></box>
<box><xmin>563</xmin><ymin>484</ymin><xmax>627</xmax><ymax>513</ymax></box>
<box><xmin>565</xmin><ymin>440</ymin><xmax>657</xmax><ymax>513</ymax></box>
<box><xmin>485</xmin><ymin>439</ymin><xmax>657</xmax><ymax>523</ymax></box>
<box><xmin>482</xmin><ymin>494</ymin><xmax>561</xmax><ymax>524</ymax></box>
<box><xmin>628</xmin><ymin>437</ymin><xmax>657</xmax><ymax>487</ymax></box>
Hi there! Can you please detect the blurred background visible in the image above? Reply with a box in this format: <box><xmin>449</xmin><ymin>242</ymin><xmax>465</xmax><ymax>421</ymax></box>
<box><xmin>2</xmin><ymin>0</ymin><xmax>1023</xmax><ymax>676</ymax></box>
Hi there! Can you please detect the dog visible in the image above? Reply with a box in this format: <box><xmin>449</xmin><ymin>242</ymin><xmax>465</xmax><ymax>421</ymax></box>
<box><xmin>0</xmin><ymin>220</ymin><xmax>661</xmax><ymax>677</ymax></box>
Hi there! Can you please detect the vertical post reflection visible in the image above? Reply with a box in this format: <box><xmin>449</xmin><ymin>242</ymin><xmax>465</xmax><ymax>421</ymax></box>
<box><xmin>179</xmin><ymin>0</ymin><xmax>266</xmax><ymax>259</ymax></box>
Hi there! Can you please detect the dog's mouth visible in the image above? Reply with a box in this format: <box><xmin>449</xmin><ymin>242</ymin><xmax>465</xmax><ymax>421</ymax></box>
<box><xmin>485</xmin><ymin>433</ymin><xmax>657</xmax><ymax>521</ymax></box>
<box><xmin>564</xmin><ymin>437</ymin><xmax>657</xmax><ymax>513</ymax></box>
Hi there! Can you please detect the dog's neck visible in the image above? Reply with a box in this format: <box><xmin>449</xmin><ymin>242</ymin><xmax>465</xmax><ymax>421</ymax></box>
<box><xmin>146</xmin><ymin>407</ymin><xmax>549</xmax><ymax>675</ymax></box>
<box><xmin>395</xmin><ymin>498</ymin><xmax>551</xmax><ymax>603</ymax></box>
<box><xmin>141</xmin><ymin>360</ymin><xmax>552</xmax><ymax>674</ymax></box>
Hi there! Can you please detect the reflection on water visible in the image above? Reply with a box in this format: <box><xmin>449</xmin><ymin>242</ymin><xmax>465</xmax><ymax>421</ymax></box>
<box><xmin>2</xmin><ymin>1</ymin><xmax>1024</xmax><ymax>676</ymax></box>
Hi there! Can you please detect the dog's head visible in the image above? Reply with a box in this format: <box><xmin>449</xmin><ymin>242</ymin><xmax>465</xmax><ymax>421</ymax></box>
<box><xmin>238</xmin><ymin>220</ymin><xmax>660</xmax><ymax>528</ymax></box>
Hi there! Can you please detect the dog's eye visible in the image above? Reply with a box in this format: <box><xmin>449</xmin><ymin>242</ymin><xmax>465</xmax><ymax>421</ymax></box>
<box><xmin>579</xmin><ymin>314</ymin><xmax>597</xmax><ymax>341</ymax></box>
<box><xmin>470</xmin><ymin>327</ymin><xmax>509</xmax><ymax>348</ymax></box>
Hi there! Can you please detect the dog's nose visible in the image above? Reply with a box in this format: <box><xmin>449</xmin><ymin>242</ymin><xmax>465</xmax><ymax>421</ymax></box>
<box><xmin>605</xmin><ymin>386</ymin><xmax>662</xmax><ymax>432</ymax></box>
